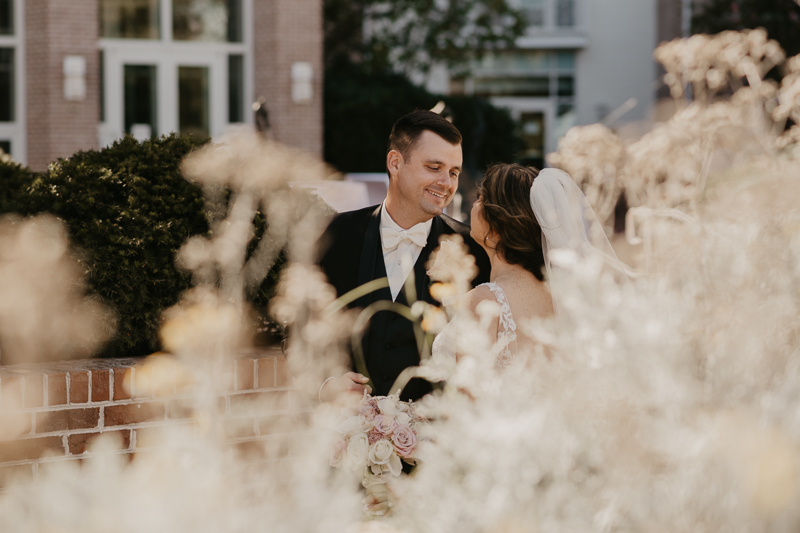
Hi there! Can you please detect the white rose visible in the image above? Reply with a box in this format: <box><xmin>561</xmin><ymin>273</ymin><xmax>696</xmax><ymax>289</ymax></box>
<box><xmin>395</xmin><ymin>412</ymin><xmax>411</xmax><ymax>426</ymax></box>
<box><xmin>346</xmin><ymin>434</ymin><xmax>369</xmax><ymax>468</ymax></box>
<box><xmin>336</xmin><ymin>415</ymin><xmax>371</xmax><ymax>436</ymax></box>
<box><xmin>377</xmin><ymin>398</ymin><xmax>398</xmax><ymax>416</ymax></box>
<box><xmin>387</xmin><ymin>452</ymin><xmax>403</xmax><ymax>476</ymax></box>
<box><xmin>369</xmin><ymin>451</ymin><xmax>403</xmax><ymax>477</ymax></box>
<box><xmin>368</xmin><ymin>439</ymin><xmax>395</xmax><ymax>465</ymax></box>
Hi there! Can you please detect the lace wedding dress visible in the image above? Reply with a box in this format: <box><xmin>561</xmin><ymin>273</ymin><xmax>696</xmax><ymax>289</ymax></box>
<box><xmin>431</xmin><ymin>281</ymin><xmax>518</xmax><ymax>369</ymax></box>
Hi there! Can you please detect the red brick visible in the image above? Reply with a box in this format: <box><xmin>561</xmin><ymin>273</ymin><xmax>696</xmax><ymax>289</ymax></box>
<box><xmin>256</xmin><ymin>357</ymin><xmax>275</xmax><ymax>389</ymax></box>
<box><xmin>236</xmin><ymin>358</ymin><xmax>255</xmax><ymax>391</ymax></box>
<box><xmin>104</xmin><ymin>402</ymin><xmax>165</xmax><ymax>426</ymax></box>
<box><xmin>132</xmin><ymin>366</ymin><xmax>152</xmax><ymax>399</ymax></box>
<box><xmin>91</xmin><ymin>370</ymin><xmax>110</xmax><ymax>402</ymax></box>
<box><xmin>68</xmin><ymin>430</ymin><xmax>131</xmax><ymax>455</ymax></box>
<box><xmin>167</xmin><ymin>399</ymin><xmax>193</xmax><ymax>420</ymax></box>
<box><xmin>0</xmin><ymin>463</ymin><xmax>34</xmax><ymax>487</ymax></box>
<box><xmin>0</xmin><ymin>436</ymin><xmax>65</xmax><ymax>462</ymax></box>
<box><xmin>0</xmin><ymin>376</ymin><xmax>23</xmax><ymax>411</ymax></box>
<box><xmin>275</xmin><ymin>356</ymin><xmax>291</xmax><ymax>386</ymax></box>
<box><xmin>26</xmin><ymin>0</ymin><xmax>100</xmax><ymax>171</ymax></box>
<box><xmin>36</xmin><ymin>408</ymin><xmax>99</xmax><ymax>433</ymax></box>
<box><xmin>69</xmin><ymin>371</ymin><xmax>89</xmax><ymax>404</ymax></box>
<box><xmin>134</xmin><ymin>423</ymin><xmax>193</xmax><ymax>449</ymax></box>
<box><xmin>36</xmin><ymin>457</ymin><xmax>84</xmax><ymax>477</ymax></box>
<box><xmin>0</xmin><ymin>412</ymin><xmax>32</xmax><ymax>437</ymax></box>
<box><xmin>47</xmin><ymin>373</ymin><xmax>67</xmax><ymax>406</ymax></box>
<box><xmin>229</xmin><ymin>391</ymin><xmax>288</xmax><ymax>416</ymax></box>
<box><xmin>233</xmin><ymin>436</ymin><xmax>289</xmax><ymax>460</ymax></box>
<box><xmin>113</xmin><ymin>369</ymin><xmax>131</xmax><ymax>401</ymax></box>
<box><xmin>258</xmin><ymin>414</ymin><xmax>289</xmax><ymax>435</ymax></box>
<box><xmin>253</xmin><ymin>0</ymin><xmax>323</xmax><ymax>157</ymax></box>
<box><xmin>224</xmin><ymin>418</ymin><xmax>257</xmax><ymax>440</ymax></box>
<box><xmin>24</xmin><ymin>375</ymin><xmax>44</xmax><ymax>408</ymax></box>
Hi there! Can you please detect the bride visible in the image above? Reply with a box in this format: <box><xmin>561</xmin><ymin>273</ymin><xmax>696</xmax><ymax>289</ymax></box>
<box><xmin>432</xmin><ymin>163</ymin><xmax>626</xmax><ymax>365</ymax></box>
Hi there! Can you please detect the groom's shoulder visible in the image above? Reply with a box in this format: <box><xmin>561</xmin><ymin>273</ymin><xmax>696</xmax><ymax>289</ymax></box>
<box><xmin>327</xmin><ymin>204</ymin><xmax>380</xmax><ymax>233</ymax></box>
<box><xmin>440</xmin><ymin>213</ymin><xmax>472</xmax><ymax>237</ymax></box>
<box><xmin>317</xmin><ymin>204</ymin><xmax>379</xmax><ymax>259</ymax></box>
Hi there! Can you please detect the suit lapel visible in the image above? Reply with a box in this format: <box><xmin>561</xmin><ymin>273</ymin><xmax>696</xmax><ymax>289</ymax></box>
<box><xmin>356</xmin><ymin>205</ymin><xmax>383</xmax><ymax>308</ymax></box>
<box><xmin>414</xmin><ymin>215</ymin><xmax>444</xmax><ymax>305</ymax></box>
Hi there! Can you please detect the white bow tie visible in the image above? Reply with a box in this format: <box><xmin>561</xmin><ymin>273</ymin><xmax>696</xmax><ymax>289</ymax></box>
<box><xmin>381</xmin><ymin>225</ymin><xmax>429</xmax><ymax>249</ymax></box>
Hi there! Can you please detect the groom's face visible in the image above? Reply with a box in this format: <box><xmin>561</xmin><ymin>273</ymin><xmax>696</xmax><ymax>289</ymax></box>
<box><xmin>387</xmin><ymin>130</ymin><xmax>462</xmax><ymax>225</ymax></box>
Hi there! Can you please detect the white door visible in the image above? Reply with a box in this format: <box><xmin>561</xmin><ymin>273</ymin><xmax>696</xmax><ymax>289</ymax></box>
<box><xmin>100</xmin><ymin>44</ymin><xmax>227</xmax><ymax>146</ymax></box>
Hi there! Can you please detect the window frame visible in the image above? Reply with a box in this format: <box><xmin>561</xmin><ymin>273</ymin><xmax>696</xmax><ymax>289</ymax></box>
<box><xmin>98</xmin><ymin>0</ymin><xmax>253</xmax><ymax>146</ymax></box>
<box><xmin>518</xmin><ymin>0</ymin><xmax>584</xmax><ymax>34</ymax></box>
<box><xmin>0</xmin><ymin>0</ymin><xmax>25</xmax><ymax>162</ymax></box>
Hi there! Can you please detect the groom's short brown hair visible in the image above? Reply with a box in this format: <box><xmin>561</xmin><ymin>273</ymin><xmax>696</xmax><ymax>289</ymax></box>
<box><xmin>387</xmin><ymin>110</ymin><xmax>462</xmax><ymax>165</ymax></box>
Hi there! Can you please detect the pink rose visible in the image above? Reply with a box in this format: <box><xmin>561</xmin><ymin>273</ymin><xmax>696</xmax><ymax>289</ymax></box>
<box><xmin>358</xmin><ymin>404</ymin><xmax>377</xmax><ymax>420</ymax></box>
<box><xmin>391</xmin><ymin>424</ymin><xmax>417</xmax><ymax>458</ymax></box>
<box><xmin>330</xmin><ymin>439</ymin><xmax>347</xmax><ymax>468</ymax></box>
<box><xmin>366</xmin><ymin>428</ymin><xmax>383</xmax><ymax>445</ymax></box>
<box><xmin>373</xmin><ymin>414</ymin><xmax>396</xmax><ymax>435</ymax></box>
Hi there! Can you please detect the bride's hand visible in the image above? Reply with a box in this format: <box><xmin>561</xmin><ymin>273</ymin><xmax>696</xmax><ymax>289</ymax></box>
<box><xmin>319</xmin><ymin>372</ymin><xmax>372</xmax><ymax>402</ymax></box>
<box><xmin>363</xmin><ymin>481</ymin><xmax>393</xmax><ymax>516</ymax></box>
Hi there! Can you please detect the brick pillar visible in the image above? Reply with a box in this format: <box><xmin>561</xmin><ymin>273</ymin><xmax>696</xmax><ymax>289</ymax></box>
<box><xmin>25</xmin><ymin>0</ymin><xmax>99</xmax><ymax>171</ymax></box>
<box><xmin>253</xmin><ymin>0</ymin><xmax>323</xmax><ymax>158</ymax></box>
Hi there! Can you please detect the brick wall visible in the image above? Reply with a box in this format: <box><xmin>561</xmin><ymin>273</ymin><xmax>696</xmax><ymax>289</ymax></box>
<box><xmin>254</xmin><ymin>0</ymin><xmax>324</xmax><ymax>158</ymax></box>
<box><xmin>25</xmin><ymin>0</ymin><xmax>100</xmax><ymax>171</ymax></box>
<box><xmin>0</xmin><ymin>348</ymin><xmax>298</xmax><ymax>485</ymax></box>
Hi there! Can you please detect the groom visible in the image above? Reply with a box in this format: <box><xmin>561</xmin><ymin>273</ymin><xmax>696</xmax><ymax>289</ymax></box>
<box><xmin>317</xmin><ymin>110</ymin><xmax>491</xmax><ymax>402</ymax></box>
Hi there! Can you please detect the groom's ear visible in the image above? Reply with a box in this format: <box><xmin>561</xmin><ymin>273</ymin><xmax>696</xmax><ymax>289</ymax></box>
<box><xmin>386</xmin><ymin>149</ymin><xmax>402</xmax><ymax>179</ymax></box>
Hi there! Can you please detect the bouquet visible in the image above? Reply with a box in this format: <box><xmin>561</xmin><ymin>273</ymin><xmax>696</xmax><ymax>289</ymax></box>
<box><xmin>330</xmin><ymin>393</ymin><xmax>425</xmax><ymax>487</ymax></box>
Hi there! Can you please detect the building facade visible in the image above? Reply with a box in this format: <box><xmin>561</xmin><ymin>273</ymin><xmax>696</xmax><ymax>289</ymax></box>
<box><xmin>2</xmin><ymin>0</ymin><xmax>323</xmax><ymax>170</ymax></box>
<box><xmin>431</xmin><ymin>0</ymin><xmax>667</xmax><ymax>168</ymax></box>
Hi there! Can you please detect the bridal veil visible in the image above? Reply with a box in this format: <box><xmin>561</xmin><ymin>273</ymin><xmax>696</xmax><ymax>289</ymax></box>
<box><xmin>530</xmin><ymin>168</ymin><xmax>630</xmax><ymax>315</ymax></box>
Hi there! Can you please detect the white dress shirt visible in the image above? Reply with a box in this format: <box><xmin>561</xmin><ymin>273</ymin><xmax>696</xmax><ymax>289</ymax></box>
<box><xmin>380</xmin><ymin>203</ymin><xmax>432</xmax><ymax>301</ymax></box>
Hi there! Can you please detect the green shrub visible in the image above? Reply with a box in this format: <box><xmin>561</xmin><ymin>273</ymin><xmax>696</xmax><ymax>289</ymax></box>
<box><xmin>0</xmin><ymin>134</ymin><xmax>293</xmax><ymax>358</ymax></box>
<box><xmin>17</xmin><ymin>135</ymin><xmax>211</xmax><ymax>357</ymax></box>
<box><xmin>0</xmin><ymin>151</ymin><xmax>36</xmax><ymax>214</ymax></box>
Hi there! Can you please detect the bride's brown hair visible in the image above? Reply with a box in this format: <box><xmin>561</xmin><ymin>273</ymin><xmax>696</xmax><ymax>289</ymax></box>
<box><xmin>477</xmin><ymin>163</ymin><xmax>546</xmax><ymax>281</ymax></box>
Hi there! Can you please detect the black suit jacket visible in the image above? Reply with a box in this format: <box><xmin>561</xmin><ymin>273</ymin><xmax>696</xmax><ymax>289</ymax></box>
<box><xmin>317</xmin><ymin>204</ymin><xmax>491</xmax><ymax>400</ymax></box>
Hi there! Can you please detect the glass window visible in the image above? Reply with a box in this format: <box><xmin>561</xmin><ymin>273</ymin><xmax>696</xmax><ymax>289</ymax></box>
<box><xmin>478</xmin><ymin>51</ymin><xmax>550</xmax><ymax>75</ymax></box>
<box><xmin>173</xmin><ymin>0</ymin><xmax>242</xmax><ymax>42</ymax></box>
<box><xmin>556</xmin><ymin>103</ymin><xmax>576</xmax><ymax>140</ymax></box>
<box><xmin>179</xmin><ymin>66</ymin><xmax>209</xmax><ymax>138</ymax></box>
<box><xmin>228</xmin><ymin>54</ymin><xmax>244</xmax><ymax>123</ymax></box>
<box><xmin>124</xmin><ymin>65</ymin><xmax>157</xmax><ymax>138</ymax></box>
<box><xmin>227</xmin><ymin>0</ymin><xmax>242</xmax><ymax>42</ymax></box>
<box><xmin>556</xmin><ymin>0</ymin><xmax>575</xmax><ymax>27</ymax></box>
<box><xmin>0</xmin><ymin>141</ymin><xmax>10</xmax><ymax>154</ymax></box>
<box><xmin>474</xmin><ymin>76</ymin><xmax>550</xmax><ymax>97</ymax></box>
<box><xmin>0</xmin><ymin>0</ymin><xmax>13</xmax><ymax>35</ymax></box>
<box><xmin>0</xmin><ymin>48</ymin><xmax>14</xmax><ymax>122</ymax></box>
<box><xmin>100</xmin><ymin>0</ymin><xmax>160</xmax><ymax>39</ymax></box>
<box><xmin>556</xmin><ymin>51</ymin><xmax>575</xmax><ymax>71</ymax></box>
<box><xmin>520</xmin><ymin>0</ymin><xmax>545</xmax><ymax>27</ymax></box>
<box><xmin>519</xmin><ymin>112</ymin><xmax>545</xmax><ymax>168</ymax></box>
<box><xmin>557</xmin><ymin>76</ymin><xmax>574</xmax><ymax>97</ymax></box>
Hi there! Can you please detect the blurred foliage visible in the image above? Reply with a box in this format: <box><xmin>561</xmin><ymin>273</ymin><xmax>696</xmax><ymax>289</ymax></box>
<box><xmin>324</xmin><ymin>60</ymin><xmax>523</xmax><ymax>178</ymax></box>
<box><xmin>324</xmin><ymin>0</ymin><xmax>526</xmax><ymax>76</ymax></box>
<box><xmin>693</xmin><ymin>0</ymin><xmax>800</xmax><ymax>75</ymax></box>
<box><xmin>324</xmin><ymin>0</ymin><xmax>526</xmax><ymax>180</ymax></box>
<box><xmin>0</xmin><ymin>152</ymin><xmax>35</xmax><ymax>214</ymax></box>
<box><xmin>0</xmin><ymin>135</ymin><xmax>288</xmax><ymax>358</ymax></box>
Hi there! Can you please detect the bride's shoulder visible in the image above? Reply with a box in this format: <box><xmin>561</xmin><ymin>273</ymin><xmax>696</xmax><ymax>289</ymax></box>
<box><xmin>462</xmin><ymin>284</ymin><xmax>498</xmax><ymax>313</ymax></box>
